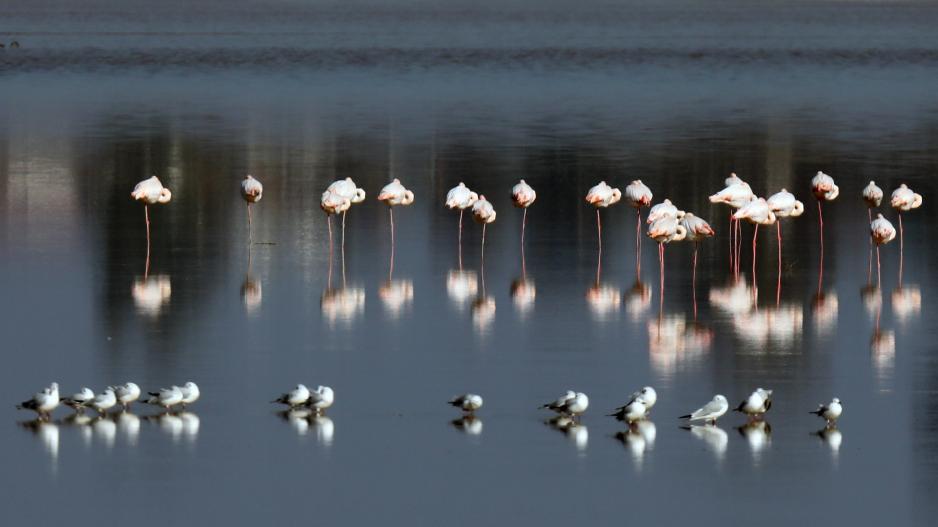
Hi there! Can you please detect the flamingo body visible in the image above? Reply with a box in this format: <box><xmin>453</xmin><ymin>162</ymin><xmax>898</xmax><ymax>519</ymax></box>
<box><xmin>445</xmin><ymin>182</ymin><xmax>479</xmax><ymax>210</ymax></box>
<box><xmin>327</xmin><ymin>177</ymin><xmax>366</xmax><ymax>204</ymax></box>
<box><xmin>131</xmin><ymin>176</ymin><xmax>172</xmax><ymax>205</ymax></box>
<box><xmin>625</xmin><ymin>180</ymin><xmax>653</xmax><ymax>208</ymax></box>
<box><xmin>862</xmin><ymin>181</ymin><xmax>883</xmax><ymax>208</ymax></box>
<box><xmin>891</xmin><ymin>183</ymin><xmax>923</xmax><ymax>211</ymax></box>
<box><xmin>766</xmin><ymin>189</ymin><xmax>804</xmax><ymax>218</ymax></box>
<box><xmin>811</xmin><ymin>171</ymin><xmax>839</xmax><ymax>201</ymax></box>
<box><xmin>585</xmin><ymin>181</ymin><xmax>622</xmax><ymax>208</ymax></box>
<box><xmin>646</xmin><ymin>199</ymin><xmax>680</xmax><ymax>224</ymax></box>
<box><xmin>240</xmin><ymin>175</ymin><xmax>263</xmax><ymax>203</ymax></box>
<box><xmin>511</xmin><ymin>179</ymin><xmax>536</xmax><ymax>208</ymax></box>
<box><xmin>378</xmin><ymin>178</ymin><xmax>414</xmax><ymax>207</ymax></box>
<box><xmin>647</xmin><ymin>215</ymin><xmax>687</xmax><ymax>243</ymax></box>
<box><xmin>734</xmin><ymin>198</ymin><xmax>776</xmax><ymax>226</ymax></box>
<box><xmin>472</xmin><ymin>196</ymin><xmax>497</xmax><ymax>224</ymax></box>
<box><xmin>680</xmin><ymin>212</ymin><xmax>714</xmax><ymax>241</ymax></box>
<box><xmin>871</xmin><ymin>213</ymin><xmax>896</xmax><ymax>245</ymax></box>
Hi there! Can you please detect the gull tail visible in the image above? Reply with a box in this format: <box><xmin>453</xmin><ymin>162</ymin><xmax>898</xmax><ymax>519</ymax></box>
<box><xmin>809</xmin><ymin>409</ymin><xmax>824</xmax><ymax>416</ymax></box>
<box><xmin>679</xmin><ymin>414</ymin><xmax>692</xmax><ymax>419</ymax></box>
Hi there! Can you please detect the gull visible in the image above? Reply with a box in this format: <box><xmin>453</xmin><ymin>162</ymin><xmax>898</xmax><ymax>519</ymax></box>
<box><xmin>307</xmin><ymin>385</ymin><xmax>335</xmax><ymax>414</ymax></box>
<box><xmin>62</xmin><ymin>387</ymin><xmax>95</xmax><ymax>413</ymax></box>
<box><xmin>625</xmin><ymin>180</ymin><xmax>653</xmax><ymax>276</ymax></box>
<box><xmin>608</xmin><ymin>400</ymin><xmax>647</xmax><ymax>424</ymax></box>
<box><xmin>709</xmin><ymin>173</ymin><xmax>754</xmax><ymax>276</ymax></box>
<box><xmin>613</xmin><ymin>386</ymin><xmax>657</xmax><ymax>415</ymax></box>
<box><xmin>585</xmin><ymin>181</ymin><xmax>622</xmax><ymax>280</ymax></box>
<box><xmin>130</xmin><ymin>176</ymin><xmax>172</xmax><ymax>255</ymax></box>
<box><xmin>449</xmin><ymin>394</ymin><xmax>484</xmax><ymax>415</ymax></box>
<box><xmin>734</xmin><ymin>388</ymin><xmax>773</xmax><ymax>419</ymax></box>
<box><xmin>871</xmin><ymin>213</ymin><xmax>896</xmax><ymax>286</ymax></box>
<box><xmin>445</xmin><ymin>182</ymin><xmax>479</xmax><ymax>268</ymax></box>
<box><xmin>240</xmin><ymin>174</ymin><xmax>263</xmax><ymax>244</ymax></box>
<box><xmin>146</xmin><ymin>386</ymin><xmax>184</xmax><ymax>411</ymax></box>
<box><xmin>511</xmin><ymin>180</ymin><xmax>536</xmax><ymax>261</ymax></box>
<box><xmin>176</xmin><ymin>382</ymin><xmax>200</xmax><ymax>408</ymax></box>
<box><xmin>90</xmin><ymin>388</ymin><xmax>117</xmax><ymax>416</ymax></box>
<box><xmin>541</xmin><ymin>390</ymin><xmax>589</xmax><ymax>418</ymax></box>
<box><xmin>16</xmin><ymin>383</ymin><xmax>60</xmax><ymax>420</ymax></box>
<box><xmin>272</xmin><ymin>384</ymin><xmax>311</xmax><ymax>408</ymax></box>
<box><xmin>890</xmin><ymin>183</ymin><xmax>923</xmax><ymax>286</ymax></box>
<box><xmin>540</xmin><ymin>390</ymin><xmax>575</xmax><ymax>412</ymax></box>
<box><xmin>113</xmin><ymin>382</ymin><xmax>141</xmax><ymax>410</ymax></box>
<box><xmin>862</xmin><ymin>181</ymin><xmax>884</xmax><ymax>282</ymax></box>
<box><xmin>810</xmin><ymin>397</ymin><xmax>843</xmax><ymax>425</ymax></box>
<box><xmin>679</xmin><ymin>394</ymin><xmax>728</xmax><ymax>425</ymax></box>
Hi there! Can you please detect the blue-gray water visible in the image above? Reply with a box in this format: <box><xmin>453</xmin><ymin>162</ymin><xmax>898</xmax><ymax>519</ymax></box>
<box><xmin>2</xmin><ymin>1</ymin><xmax>938</xmax><ymax>525</ymax></box>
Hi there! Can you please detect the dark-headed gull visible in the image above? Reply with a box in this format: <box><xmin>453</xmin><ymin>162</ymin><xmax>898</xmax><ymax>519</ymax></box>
<box><xmin>448</xmin><ymin>394</ymin><xmax>483</xmax><ymax>414</ymax></box>
<box><xmin>90</xmin><ymin>388</ymin><xmax>117</xmax><ymax>416</ymax></box>
<box><xmin>272</xmin><ymin>384</ymin><xmax>310</xmax><ymax>408</ymax></box>
<box><xmin>811</xmin><ymin>397</ymin><xmax>843</xmax><ymax>425</ymax></box>
<box><xmin>146</xmin><ymin>386</ymin><xmax>184</xmax><ymax>411</ymax></box>
<box><xmin>62</xmin><ymin>387</ymin><xmax>95</xmax><ymax>413</ymax></box>
<box><xmin>680</xmin><ymin>394</ymin><xmax>728</xmax><ymax>425</ymax></box>
<box><xmin>16</xmin><ymin>383</ymin><xmax>59</xmax><ymax>420</ymax></box>
<box><xmin>113</xmin><ymin>382</ymin><xmax>141</xmax><ymax>410</ymax></box>
<box><xmin>307</xmin><ymin>385</ymin><xmax>334</xmax><ymax>414</ymax></box>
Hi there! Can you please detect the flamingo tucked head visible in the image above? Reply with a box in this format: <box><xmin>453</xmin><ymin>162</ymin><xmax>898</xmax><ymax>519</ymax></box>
<box><xmin>733</xmin><ymin>197</ymin><xmax>776</xmax><ymax>226</ymax></box>
<box><xmin>890</xmin><ymin>183</ymin><xmax>923</xmax><ymax>212</ymax></box>
<box><xmin>378</xmin><ymin>178</ymin><xmax>415</xmax><ymax>207</ymax></box>
<box><xmin>871</xmin><ymin>213</ymin><xmax>897</xmax><ymax>246</ymax></box>
<box><xmin>446</xmin><ymin>182</ymin><xmax>478</xmax><ymax>210</ymax></box>
<box><xmin>646</xmin><ymin>199</ymin><xmax>680</xmax><ymax>224</ymax></box>
<box><xmin>680</xmin><ymin>212</ymin><xmax>715</xmax><ymax>241</ymax></box>
<box><xmin>241</xmin><ymin>174</ymin><xmax>263</xmax><ymax>203</ymax></box>
<box><xmin>862</xmin><ymin>181</ymin><xmax>883</xmax><ymax>208</ymax></box>
<box><xmin>131</xmin><ymin>175</ymin><xmax>172</xmax><ymax>205</ymax></box>
<box><xmin>767</xmin><ymin>189</ymin><xmax>804</xmax><ymax>218</ymax></box>
<box><xmin>625</xmin><ymin>180</ymin><xmax>653</xmax><ymax>208</ymax></box>
<box><xmin>511</xmin><ymin>179</ymin><xmax>537</xmax><ymax>208</ymax></box>
<box><xmin>320</xmin><ymin>190</ymin><xmax>351</xmax><ymax>216</ymax></box>
<box><xmin>709</xmin><ymin>179</ymin><xmax>754</xmax><ymax>209</ymax></box>
<box><xmin>585</xmin><ymin>181</ymin><xmax>621</xmax><ymax>208</ymax></box>
<box><xmin>647</xmin><ymin>215</ymin><xmax>687</xmax><ymax>243</ymax></box>
<box><xmin>472</xmin><ymin>195</ymin><xmax>497</xmax><ymax>224</ymax></box>
<box><xmin>811</xmin><ymin>171</ymin><xmax>839</xmax><ymax>201</ymax></box>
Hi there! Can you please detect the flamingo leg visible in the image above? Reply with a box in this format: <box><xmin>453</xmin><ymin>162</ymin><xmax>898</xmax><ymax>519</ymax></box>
<box><xmin>341</xmin><ymin>211</ymin><xmax>347</xmax><ymax>287</ymax></box>
<box><xmin>735</xmin><ymin>217</ymin><xmax>742</xmax><ymax>280</ymax></box>
<box><xmin>596</xmin><ymin>209</ymin><xmax>602</xmax><ymax>284</ymax></box>
<box><xmin>248</xmin><ymin>202</ymin><xmax>253</xmax><ymax>246</ymax></box>
<box><xmin>817</xmin><ymin>201</ymin><xmax>824</xmax><ymax>295</ymax></box>
<box><xmin>693</xmin><ymin>241</ymin><xmax>698</xmax><ymax>320</ymax></box>
<box><xmin>752</xmin><ymin>224</ymin><xmax>758</xmax><ymax>296</ymax></box>
<box><xmin>144</xmin><ymin>205</ymin><xmax>151</xmax><ymax>279</ymax></box>
<box><xmin>729</xmin><ymin>212</ymin><xmax>734</xmax><ymax>273</ymax></box>
<box><xmin>458</xmin><ymin>210</ymin><xmax>464</xmax><ymax>270</ymax></box>
<box><xmin>898</xmin><ymin>211</ymin><xmax>904</xmax><ymax>287</ymax></box>
<box><xmin>658</xmin><ymin>242</ymin><xmax>664</xmax><ymax>313</ymax></box>
<box><xmin>481</xmin><ymin>223</ymin><xmax>487</xmax><ymax>293</ymax></box>
<box><xmin>876</xmin><ymin>245</ymin><xmax>881</xmax><ymax>288</ymax></box>
<box><xmin>636</xmin><ymin>209</ymin><xmax>642</xmax><ymax>277</ymax></box>
<box><xmin>867</xmin><ymin>209</ymin><xmax>873</xmax><ymax>285</ymax></box>
<box><xmin>521</xmin><ymin>208</ymin><xmax>527</xmax><ymax>277</ymax></box>
<box><xmin>389</xmin><ymin>207</ymin><xmax>395</xmax><ymax>281</ymax></box>
<box><xmin>327</xmin><ymin>215</ymin><xmax>334</xmax><ymax>289</ymax></box>
<box><xmin>776</xmin><ymin>221</ymin><xmax>782</xmax><ymax>307</ymax></box>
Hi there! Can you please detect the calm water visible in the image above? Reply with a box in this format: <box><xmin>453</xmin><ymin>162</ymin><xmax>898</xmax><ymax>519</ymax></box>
<box><xmin>2</xmin><ymin>1</ymin><xmax>938</xmax><ymax>525</ymax></box>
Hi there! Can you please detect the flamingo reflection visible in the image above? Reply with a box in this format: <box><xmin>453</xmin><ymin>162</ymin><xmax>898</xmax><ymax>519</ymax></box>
<box><xmin>132</xmin><ymin>274</ymin><xmax>172</xmax><ymax>317</ymax></box>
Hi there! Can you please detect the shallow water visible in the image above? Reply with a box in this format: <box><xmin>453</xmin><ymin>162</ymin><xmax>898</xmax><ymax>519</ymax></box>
<box><xmin>2</xmin><ymin>1</ymin><xmax>938</xmax><ymax>525</ymax></box>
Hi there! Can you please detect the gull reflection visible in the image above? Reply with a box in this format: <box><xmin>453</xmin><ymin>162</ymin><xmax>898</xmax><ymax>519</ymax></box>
<box><xmin>625</xmin><ymin>280</ymin><xmax>652</xmax><ymax>321</ymax></box>
<box><xmin>738</xmin><ymin>420</ymin><xmax>772</xmax><ymax>466</ymax></box>
<box><xmin>892</xmin><ymin>286</ymin><xmax>921</xmax><ymax>324</ymax></box>
<box><xmin>451</xmin><ymin>415</ymin><xmax>484</xmax><ymax>436</ymax></box>
<box><xmin>321</xmin><ymin>286</ymin><xmax>365</xmax><ymax>326</ymax></box>
<box><xmin>132</xmin><ymin>275</ymin><xmax>172</xmax><ymax>317</ymax></box>
<box><xmin>117</xmin><ymin>412</ymin><xmax>141</xmax><ymax>446</ymax></box>
<box><xmin>547</xmin><ymin>415</ymin><xmax>588</xmax><ymax>453</ymax></box>
<box><xmin>310</xmin><ymin>416</ymin><xmax>335</xmax><ymax>447</ymax></box>
<box><xmin>180</xmin><ymin>412</ymin><xmax>200</xmax><ymax>444</ymax></box>
<box><xmin>379</xmin><ymin>279</ymin><xmax>414</xmax><ymax>318</ymax></box>
<box><xmin>812</xmin><ymin>291</ymin><xmax>838</xmax><ymax>336</ymax></box>
<box><xmin>277</xmin><ymin>410</ymin><xmax>334</xmax><ymax>446</ymax></box>
<box><xmin>510</xmin><ymin>277</ymin><xmax>536</xmax><ymax>316</ymax></box>
<box><xmin>685</xmin><ymin>424</ymin><xmax>728</xmax><ymax>463</ymax></box>
<box><xmin>63</xmin><ymin>412</ymin><xmax>94</xmax><ymax>447</ymax></box>
<box><xmin>586</xmin><ymin>282</ymin><xmax>621</xmax><ymax>321</ymax></box>
<box><xmin>156</xmin><ymin>412</ymin><xmax>183</xmax><ymax>441</ymax></box>
<box><xmin>709</xmin><ymin>279</ymin><xmax>755</xmax><ymax>316</ymax></box>
<box><xmin>279</xmin><ymin>409</ymin><xmax>311</xmax><ymax>436</ymax></box>
<box><xmin>20</xmin><ymin>419</ymin><xmax>60</xmax><ymax>463</ymax></box>
<box><xmin>647</xmin><ymin>314</ymin><xmax>712</xmax><ymax>376</ymax></box>
<box><xmin>93</xmin><ymin>416</ymin><xmax>117</xmax><ymax>449</ymax></box>
<box><xmin>733</xmin><ymin>303</ymin><xmax>803</xmax><ymax>351</ymax></box>
<box><xmin>815</xmin><ymin>426</ymin><xmax>842</xmax><ymax>464</ymax></box>
<box><xmin>614</xmin><ymin>420</ymin><xmax>656</xmax><ymax>471</ymax></box>
<box><xmin>472</xmin><ymin>295</ymin><xmax>496</xmax><ymax>334</ymax></box>
<box><xmin>446</xmin><ymin>269</ymin><xmax>478</xmax><ymax>309</ymax></box>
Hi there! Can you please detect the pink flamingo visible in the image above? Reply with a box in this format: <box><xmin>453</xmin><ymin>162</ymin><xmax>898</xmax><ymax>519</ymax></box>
<box><xmin>626</xmin><ymin>180</ymin><xmax>653</xmax><ymax>277</ymax></box>
<box><xmin>585</xmin><ymin>181</ymin><xmax>622</xmax><ymax>283</ymax></box>
<box><xmin>320</xmin><ymin>191</ymin><xmax>351</xmax><ymax>288</ymax></box>
<box><xmin>734</xmin><ymin>197</ymin><xmax>776</xmax><ymax>297</ymax></box>
<box><xmin>472</xmin><ymin>195</ymin><xmax>497</xmax><ymax>288</ymax></box>
<box><xmin>511</xmin><ymin>179</ymin><xmax>537</xmax><ymax>275</ymax></box>
<box><xmin>378</xmin><ymin>178</ymin><xmax>415</xmax><ymax>280</ymax></box>
<box><xmin>870</xmin><ymin>213</ymin><xmax>896</xmax><ymax>287</ymax></box>
<box><xmin>240</xmin><ymin>175</ymin><xmax>263</xmax><ymax>245</ymax></box>
<box><xmin>647</xmin><ymin>214</ymin><xmax>687</xmax><ymax>312</ymax></box>
<box><xmin>766</xmin><ymin>189</ymin><xmax>804</xmax><ymax>302</ymax></box>
<box><xmin>811</xmin><ymin>171</ymin><xmax>839</xmax><ymax>294</ymax></box>
<box><xmin>862</xmin><ymin>181</ymin><xmax>884</xmax><ymax>284</ymax></box>
<box><xmin>445</xmin><ymin>182</ymin><xmax>479</xmax><ymax>269</ymax></box>
<box><xmin>709</xmin><ymin>173</ymin><xmax>753</xmax><ymax>279</ymax></box>
<box><xmin>680</xmin><ymin>212</ymin><xmax>714</xmax><ymax>317</ymax></box>
<box><xmin>325</xmin><ymin>177</ymin><xmax>366</xmax><ymax>256</ymax></box>
<box><xmin>890</xmin><ymin>183</ymin><xmax>923</xmax><ymax>287</ymax></box>
<box><xmin>131</xmin><ymin>175</ymin><xmax>172</xmax><ymax>276</ymax></box>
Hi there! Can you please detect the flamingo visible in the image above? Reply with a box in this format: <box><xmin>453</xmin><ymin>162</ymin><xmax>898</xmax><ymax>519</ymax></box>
<box><xmin>646</xmin><ymin>198</ymin><xmax>680</xmax><ymax>224</ymax></box>
<box><xmin>585</xmin><ymin>181</ymin><xmax>622</xmax><ymax>282</ymax></box>
<box><xmin>680</xmin><ymin>212</ymin><xmax>715</xmax><ymax>316</ymax></box>
<box><xmin>647</xmin><ymin>213</ymin><xmax>687</xmax><ymax>311</ymax></box>
<box><xmin>445</xmin><ymin>182</ymin><xmax>479</xmax><ymax>268</ymax></box>
<box><xmin>870</xmin><ymin>213</ymin><xmax>896</xmax><ymax>287</ymax></box>
<box><xmin>320</xmin><ymin>191</ymin><xmax>351</xmax><ymax>287</ymax></box>
<box><xmin>709</xmin><ymin>173</ymin><xmax>753</xmax><ymax>278</ymax></box>
<box><xmin>734</xmin><ymin>197</ymin><xmax>776</xmax><ymax>296</ymax></box>
<box><xmin>862</xmin><ymin>181</ymin><xmax>884</xmax><ymax>283</ymax></box>
<box><xmin>131</xmin><ymin>176</ymin><xmax>172</xmax><ymax>274</ymax></box>
<box><xmin>811</xmin><ymin>171</ymin><xmax>839</xmax><ymax>292</ymax></box>
<box><xmin>472</xmin><ymin>195</ymin><xmax>497</xmax><ymax>286</ymax></box>
<box><xmin>766</xmin><ymin>189</ymin><xmax>804</xmax><ymax>301</ymax></box>
<box><xmin>890</xmin><ymin>183</ymin><xmax>923</xmax><ymax>286</ymax></box>
<box><xmin>377</xmin><ymin>178</ymin><xmax>415</xmax><ymax>279</ymax></box>
<box><xmin>325</xmin><ymin>177</ymin><xmax>366</xmax><ymax>254</ymax></box>
<box><xmin>240</xmin><ymin>174</ymin><xmax>263</xmax><ymax>245</ymax></box>
<box><xmin>625</xmin><ymin>180</ymin><xmax>653</xmax><ymax>276</ymax></box>
<box><xmin>511</xmin><ymin>179</ymin><xmax>536</xmax><ymax>274</ymax></box>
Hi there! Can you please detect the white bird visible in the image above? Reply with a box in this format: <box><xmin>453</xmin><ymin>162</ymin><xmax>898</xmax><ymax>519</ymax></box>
<box><xmin>62</xmin><ymin>387</ymin><xmax>95</xmax><ymax>413</ymax></box>
<box><xmin>811</xmin><ymin>397</ymin><xmax>843</xmax><ymax>425</ymax></box>
<box><xmin>320</xmin><ymin>190</ymin><xmax>352</xmax><ymax>276</ymax></box>
<box><xmin>307</xmin><ymin>385</ymin><xmax>334</xmax><ymax>414</ymax></box>
<box><xmin>862</xmin><ymin>181</ymin><xmax>884</xmax><ymax>283</ymax></box>
<box><xmin>90</xmin><ymin>388</ymin><xmax>117</xmax><ymax>416</ymax></box>
<box><xmin>608</xmin><ymin>400</ymin><xmax>647</xmax><ymax>424</ymax></box>
<box><xmin>146</xmin><ymin>386</ymin><xmax>184</xmax><ymax>411</ymax></box>
<box><xmin>325</xmin><ymin>177</ymin><xmax>365</xmax><ymax>256</ymax></box>
<box><xmin>680</xmin><ymin>394</ymin><xmax>729</xmax><ymax>424</ymax></box>
<box><xmin>272</xmin><ymin>384</ymin><xmax>311</xmax><ymax>408</ymax></box>
<box><xmin>734</xmin><ymin>388</ymin><xmax>773</xmax><ymax>419</ymax></box>
<box><xmin>446</xmin><ymin>182</ymin><xmax>479</xmax><ymax>268</ymax></box>
<box><xmin>177</xmin><ymin>382</ymin><xmax>200</xmax><ymax>408</ymax></box>
<box><xmin>734</xmin><ymin>197</ymin><xmax>776</xmax><ymax>290</ymax></box>
<box><xmin>646</xmin><ymin>199</ymin><xmax>680</xmax><ymax>224</ymax></box>
<box><xmin>113</xmin><ymin>382</ymin><xmax>141</xmax><ymax>410</ymax></box>
<box><xmin>541</xmin><ymin>390</ymin><xmax>576</xmax><ymax>412</ymax></box>
<box><xmin>890</xmin><ymin>183</ymin><xmax>923</xmax><ymax>286</ymax></box>
<box><xmin>767</xmin><ymin>189</ymin><xmax>804</xmax><ymax>289</ymax></box>
<box><xmin>647</xmin><ymin>214</ymin><xmax>687</xmax><ymax>307</ymax></box>
<box><xmin>17</xmin><ymin>383</ymin><xmax>60</xmax><ymax>420</ymax></box>
<box><xmin>472</xmin><ymin>195</ymin><xmax>497</xmax><ymax>272</ymax></box>
<box><xmin>615</xmin><ymin>386</ymin><xmax>658</xmax><ymax>414</ymax></box>
<box><xmin>811</xmin><ymin>171</ymin><xmax>839</xmax><ymax>279</ymax></box>
<box><xmin>585</xmin><ymin>181</ymin><xmax>622</xmax><ymax>278</ymax></box>
<box><xmin>240</xmin><ymin>174</ymin><xmax>263</xmax><ymax>244</ymax></box>
<box><xmin>681</xmin><ymin>212</ymin><xmax>715</xmax><ymax>303</ymax></box>
<box><xmin>511</xmin><ymin>179</ymin><xmax>536</xmax><ymax>265</ymax></box>
<box><xmin>542</xmin><ymin>391</ymin><xmax>589</xmax><ymax>417</ymax></box>
<box><xmin>625</xmin><ymin>180</ymin><xmax>653</xmax><ymax>276</ymax></box>
<box><xmin>871</xmin><ymin>213</ymin><xmax>896</xmax><ymax>286</ymax></box>
<box><xmin>449</xmin><ymin>394</ymin><xmax>484</xmax><ymax>414</ymax></box>
<box><xmin>709</xmin><ymin>173</ymin><xmax>754</xmax><ymax>276</ymax></box>
<box><xmin>130</xmin><ymin>176</ymin><xmax>172</xmax><ymax>251</ymax></box>
<box><xmin>377</xmin><ymin>178</ymin><xmax>414</xmax><ymax>279</ymax></box>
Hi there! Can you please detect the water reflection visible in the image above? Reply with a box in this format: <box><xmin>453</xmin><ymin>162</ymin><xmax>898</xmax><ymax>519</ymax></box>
<box><xmin>685</xmin><ymin>424</ymin><xmax>728</xmax><ymax>464</ymax></box>
<box><xmin>277</xmin><ymin>410</ymin><xmax>334</xmax><ymax>446</ymax></box>
<box><xmin>586</xmin><ymin>282</ymin><xmax>620</xmax><ymax>321</ymax></box>
<box><xmin>647</xmin><ymin>314</ymin><xmax>711</xmax><ymax>377</ymax></box>
<box><xmin>510</xmin><ymin>277</ymin><xmax>536</xmax><ymax>317</ymax></box>
<box><xmin>451</xmin><ymin>416</ymin><xmax>484</xmax><ymax>436</ymax></box>
<box><xmin>241</xmin><ymin>275</ymin><xmax>262</xmax><ymax>315</ymax></box>
<box><xmin>132</xmin><ymin>275</ymin><xmax>172</xmax><ymax>317</ymax></box>
<box><xmin>472</xmin><ymin>295</ymin><xmax>496</xmax><ymax>335</ymax></box>
<box><xmin>625</xmin><ymin>280</ymin><xmax>652</xmax><ymax>322</ymax></box>
<box><xmin>93</xmin><ymin>417</ymin><xmax>117</xmax><ymax>449</ymax></box>
<box><xmin>861</xmin><ymin>285</ymin><xmax>882</xmax><ymax>319</ymax></box>
<box><xmin>709</xmin><ymin>279</ymin><xmax>754</xmax><ymax>316</ymax></box>
<box><xmin>321</xmin><ymin>286</ymin><xmax>366</xmax><ymax>326</ymax></box>
<box><xmin>546</xmin><ymin>416</ymin><xmax>588</xmax><ymax>454</ymax></box>
<box><xmin>733</xmin><ymin>304</ymin><xmax>803</xmax><ymax>351</ymax></box>
<box><xmin>19</xmin><ymin>420</ymin><xmax>60</xmax><ymax>466</ymax></box>
<box><xmin>379</xmin><ymin>279</ymin><xmax>414</xmax><ymax>319</ymax></box>
<box><xmin>152</xmin><ymin>411</ymin><xmax>200</xmax><ymax>444</ymax></box>
<box><xmin>446</xmin><ymin>269</ymin><xmax>478</xmax><ymax>309</ymax></box>
<box><xmin>614</xmin><ymin>420</ymin><xmax>656</xmax><ymax>471</ymax></box>
<box><xmin>815</xmin><ymin>426</ymin><xmax>843</xmax><ymax>464</ymax></box>
<box><xmin>738</xmin><ymin>420</ymin><xmax>772</xmax><ymax>466</ymax></box>
<box><xmin>117</xmin><ymin>411</ymin><xmax>141</xmax><ymax>446</ymax></box>
<box><xmin>892</xmin><ymin>286</ymin><xmax>922</xmax><ymax>325</ymax></box>
<box><xmin>812</xmin><ymin>291</ymin><xmax>838</xmax><ymax>337</ymax></box>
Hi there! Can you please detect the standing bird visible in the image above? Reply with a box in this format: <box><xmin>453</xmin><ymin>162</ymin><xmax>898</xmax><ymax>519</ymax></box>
<box><xmin>811</xmin><ymin>171</ymin><xmax>839</xmax><ymax>292</ymax></box>
<box><xmin>585</xmin><ymin>181</ymin><xmax>622</xmax><ymax>282</ymax></box>
<box><xmin>272</xmin><ymin>384</ymin><xmax>311</xmax><ymax>409</ymax></box>
<box><xmin>131</xmin><ymin>176</ymin><xmax>172</xmax><ymax>274</ymax></box>
<box><xmin>449</xmin><ymin>394</ymin><xmax>484</xmax><ymax>415</ymax></box>
<box><xmin>766</xmin><ymin>189</ymin><xmax>804</xmax><ymax>300</ymax></box>
<box><xmin>862</xmin><ymin>181</ymin><xmax>884</xmax><ymax>284</ymax></box>
<box><xmin>734</xmin><ymin>388</ymin><xmax>773</xmax><ymax>420</ymax></box>
<box><xmin>240</xmin><ymin>174</ymin><xmax>263</xmax><ymax>245</ymax></box>
<box><xmin>511</xmin><ymin>179</ymin><xmax>537</xmax><ymax>274</ymax></box>
<box><xmin>377</xmin><ymin>178</ymin><xmax>415</xmax><ymax>279</ymax></box>
<box><xmin>90</xmin><ymin>388</ymin><xmax>117</xmax><ymax>417</ymax></box>
<box><xmin>625</xmin><ymin>180</ymin><xmax>653</xmax><ymax>277</ymax></box>
<box><xmin>472</xmin><ymin>196</ymin><xmax>497</xmax><ymax>280</ymax></box>
<box><xmin>647</xmin><ymin>214</ymin><xmax>687</xmax><ymax>311</ymax></box>
<box><xmin>870</xmin><ymin>213</ymin><xmax>897</xmax><ymax>287</ymax></box>
<box><xmin>445</xmin><ymin>182</ymin><xmax>480</xmax><ymax>269</ymax></box>
<box><xmin>646</xmin><ymin>199</ymin><xmax>680</xmax><ymax>224</ymax></box>
<box><xmin>325</xmin><ymin>177</ymin><xmax>366</xmax><ymax>254</ymax></box>
<box><xmin>810</xmin><ymin>398</ymin><xmax>843</xmax><ymax>425</ymax></box>
<box><xmin>62</xmin><ymin>387</ymin><xmax>95</xmax><ymax>413</ymax></box>
<box><xmin>609</xmin><ymin>400</ymin><xmax>647</xmax><ymax>424</ymax></box>
<box><xmin>17</xmin><ymin>383</ymin><xmax>60</xmax><ymax>420</ymax></box>
<box><xmin>321</xmin><ymin>191</ymin><xmax>352</xmax><ymax>286</ymax></box>
<box><xmin>681</xmin><ymin>212</ymin><xmax>715</xmax><ymax>311</ymax></box>
<box><xmin>146</xmin><ymin>386</ymin><xmax>184</xmax><ymax>412</ymax></box>
<box><xmin>307</xmin><ymin>385</ymin><xmax>335</xmax><ymax>415</ymax></box>
<box><xmin>734</xmin><ymin>197</ymin><xmax>776</xmax><ymax>295</ymax></box>
<box><xmin>177</xmin><ymin>382</ymin><xmax>200</xmax><ymax>409</ymax></box>
<box><xmin>890</xmin><ymin>183</ymin><xmax>923</xmax><ymax>286</ymax></box>
<box><xmin>113</xmin><ymin>382</ymin><xmax>141</xmax><ymax>411</ymax></box>
<box><xmin>542</xmin><ymin>391</ymin><xmax>589</xmax><ymax>419</ymax></box>
<box><xmin>709</xmin><ymin>174</ymin><xmax>754</xmax><ymax>278</ymax></box>
<box><xmin>680</xmin><ymin>394</ymin><xmax>729</xmax><ymax>425</ymax></box>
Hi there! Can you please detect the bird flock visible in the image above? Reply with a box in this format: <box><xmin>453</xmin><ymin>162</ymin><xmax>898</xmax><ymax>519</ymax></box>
<box><xmin>17</xmin><ymin>381</ymin><xmax>200</xmax><ymax>420</ymax></box>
